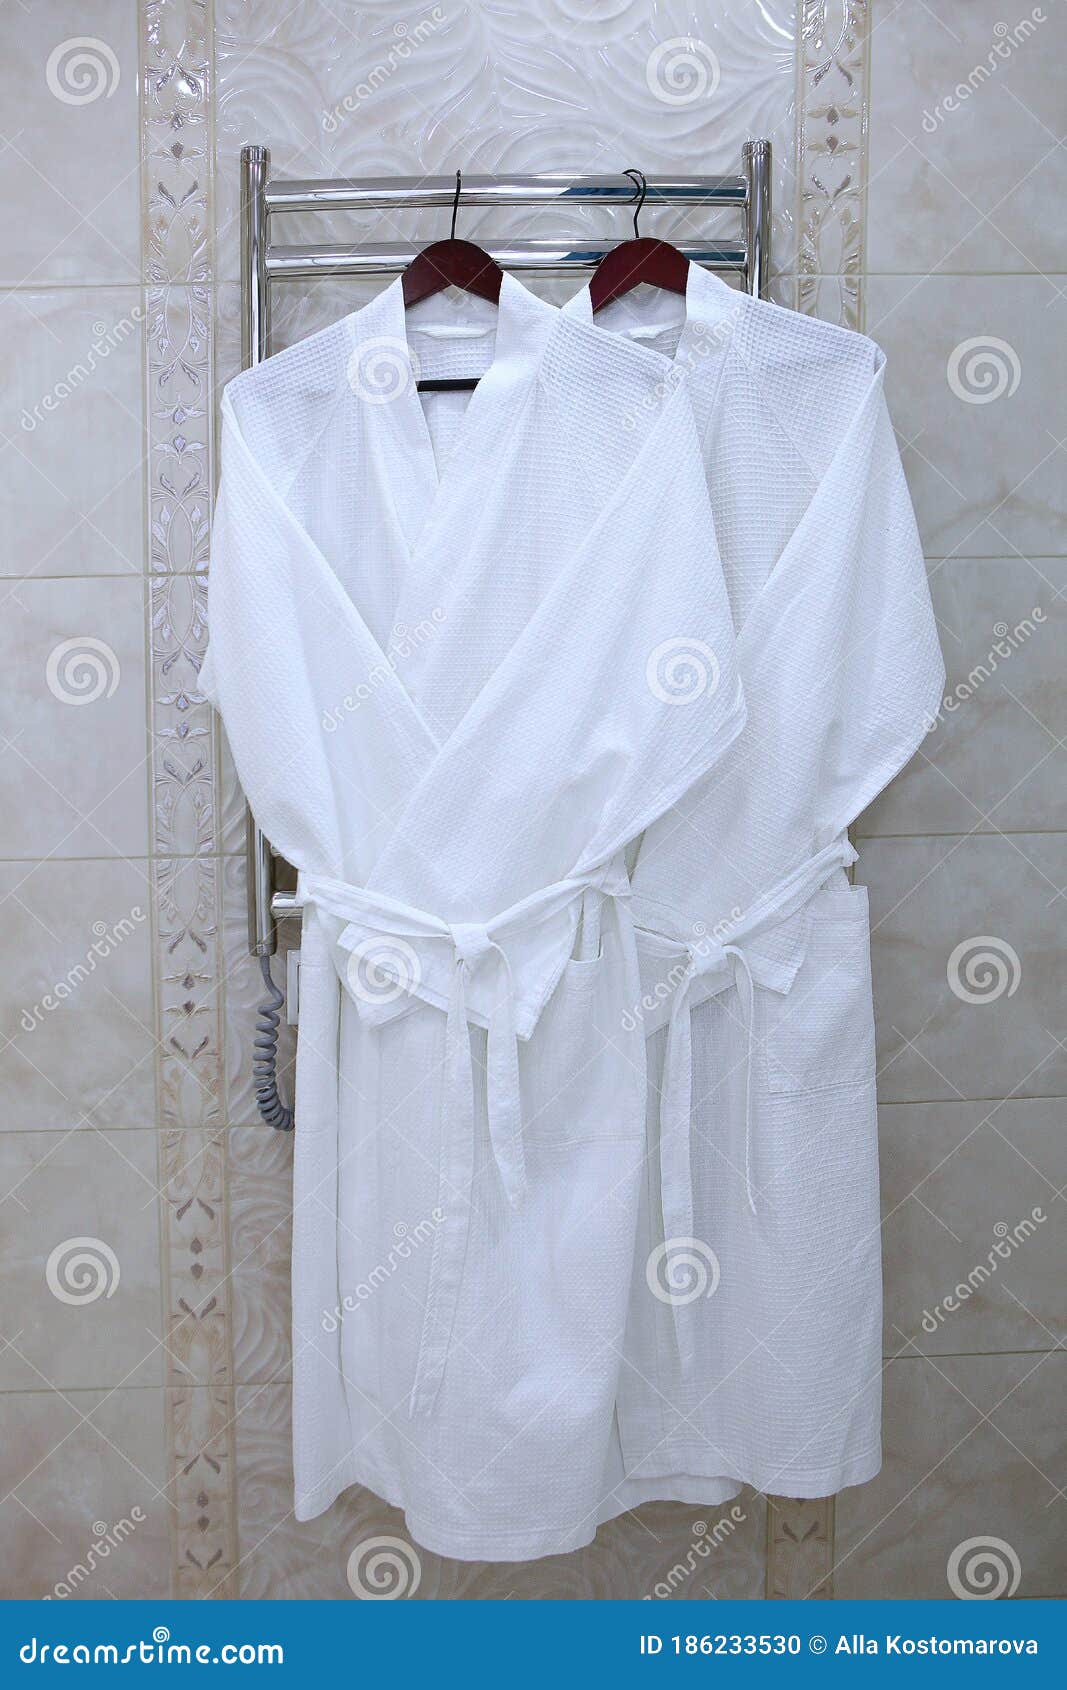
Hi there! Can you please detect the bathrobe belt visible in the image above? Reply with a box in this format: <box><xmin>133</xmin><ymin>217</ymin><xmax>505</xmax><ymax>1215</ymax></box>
<box><xmin>633</xmin><ymin>837</ymin><xmax>858</xmax><ymax>1372</ymax></box>
<box><xmin>299</xmin><ymin>859</ymin><xmax>631</xmax><ymax>1417</ymax></box>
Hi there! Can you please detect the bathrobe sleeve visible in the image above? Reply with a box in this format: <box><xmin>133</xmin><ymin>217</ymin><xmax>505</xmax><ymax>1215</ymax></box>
<box><xmin>740</xmin><ymin>348</ymin><xmax>945</xmax><ymax>848</ymax></box>
<box><xmin>634</xmin><ymin>343</ymin><xmax>946</xmax><ymax>925</ymax></box>
<box><xmin>200</xmin><ymin>394</ymin><xmax>434</xmax><ymax>884</ymax></box>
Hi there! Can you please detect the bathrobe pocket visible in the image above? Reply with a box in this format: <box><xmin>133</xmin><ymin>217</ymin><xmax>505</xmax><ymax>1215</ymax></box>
<box><xmin>762</xmin><ymin>882</ymin><xmax>877</xmax><ymax>1095</ymax></box>
<box><xmin>523</xmin><ymin>918</ymin><xmax>645</xmax><ymax>1147</ymax></box>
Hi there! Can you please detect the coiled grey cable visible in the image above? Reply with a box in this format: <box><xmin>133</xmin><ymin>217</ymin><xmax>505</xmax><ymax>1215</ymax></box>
<box><xmin>254</xmin><ymin>954</ymin><xmax>294</xmax><ymax>1131</ymax></box>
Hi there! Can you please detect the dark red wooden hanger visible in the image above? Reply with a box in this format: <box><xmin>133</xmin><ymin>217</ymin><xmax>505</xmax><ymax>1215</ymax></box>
<box><xmin>589</xmin><ymin>169</ymin><xmax>690</xmax><ymax>314</ymax></box>
<box><xmin>403</xmin><ymin>172</ymin><xmax>503</xmax><ymax>391</ymax></box>
<box><xmin>403</xmin><ymin>236</ymin><xmax>502</xmax><ymax>309</ymax></box>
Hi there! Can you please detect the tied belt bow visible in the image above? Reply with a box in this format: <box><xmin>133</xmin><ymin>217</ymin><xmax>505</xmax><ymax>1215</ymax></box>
<box><xmin>639</xmin><ymin>838</ymin><xmax>858</xmax><ymax>1373</ymax></box>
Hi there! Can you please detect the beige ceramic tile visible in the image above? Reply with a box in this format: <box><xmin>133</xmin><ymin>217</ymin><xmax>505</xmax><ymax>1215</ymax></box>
<box><xmin>0</xmin><ymin>1129</ymin><xmax>163</xmax><ymax>1391</ymax></box>
<box><xmin>0</xmin><ymin>3</ymin><xmax>141</xmax><ymax>285</ymax></box>
<box><xmin>0</xmin><ymin>858</ymin><xmax>155</xmax><ymax>1131</ymax></box>
<box><xmin>0</xmin><ymin>575</ymin><xmax>149</xmax><ymax>858</ymax></box>
<box><xmin>0</xmin><ymin>289</ymin><xmax>144</xmax><ymax>577</ymax></box>
<box><xmin>867</xmin><ymin>0</ymin><xmax>1067</xmax><ymax>275</ymax></box>
<box><xmin>859</xmin><ymin>558</ymin><xmax>1067</xmax><ymax>838</ymax></box>
<box><xmin>867</xmin><ymin>274</ymin><xmax>1066</xmax><ymax>561</ymax></box>
<box><xmin>0</xmin><ymin>1387</ymin><xmax>170</xmax><ymax>1599</ymax></box>
<box><xmin>835</xmin><ymin>1354</ymin><xmax>1067</xmax><ymax>1599</ymax></box>
<box><xmin>588</xmin><ymin>1493</ymin><xmax>766</xmax><ymax>1602</ymax></box>
<box><xmin>234</xmin><ymin>1381</ymin><xmax>395</xmax><ymax>1601</ymax></box>
<box><xmin>234</xmin><ymin>1384</ymin><xmax>766</xmax><ymax>1599</ymax></box>
<box><xmin>858</xmin><ymin>833</ymin><xmax>1067</xmax><ymax>1104</ymax></box>
<box><xmin>879</xmin><ymin>1099</ymin><xmax>1066</xmax><ymax>1357</ymax></box>
<box><xmin>228</xmin><ymin>1126</ymin><xmax>293</xmax><ymax>1384</ymax></box>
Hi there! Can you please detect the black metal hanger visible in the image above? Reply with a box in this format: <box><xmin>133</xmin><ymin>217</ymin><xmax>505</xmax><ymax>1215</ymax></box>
<box><xmin>589</xmin><ymin>167</ymin><xmax>690</xmax><ymax>313</ymax></box>
<box><xmin>403</xmin><ymin>170</ymin><xmax>504</xmax><ymax>393</ymax></box>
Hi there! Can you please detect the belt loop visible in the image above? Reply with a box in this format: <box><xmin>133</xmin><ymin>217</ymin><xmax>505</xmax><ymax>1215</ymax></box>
<box><xmin>575</xmin><ymin>886</ymin><xmax>602</xmax><ymax>962</ymax></box>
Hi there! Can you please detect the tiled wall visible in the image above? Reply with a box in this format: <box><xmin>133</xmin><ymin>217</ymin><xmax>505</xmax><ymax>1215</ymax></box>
<box><xmin>0</xmin><ymin>0</ymin><xmax>1062</xmax><ymax>1601</ymax></box>
<box><xmin>0</xmin><ymin>0</ymin><xmax>173</xmax><ymax>1600</ymax></box>
<box><xmin>846</xmin><ymin>0</ymin><xmax>1066</xmax><ymax>1600</ymax></box>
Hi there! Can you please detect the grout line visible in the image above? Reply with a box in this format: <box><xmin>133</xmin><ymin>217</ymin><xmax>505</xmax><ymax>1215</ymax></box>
<box><xmin>857</xmin><ymin>830</ymin><xmax>1067</xmax><ymax>840</ymax></box>
<box><xmin>12</xmin><ymin>826</ymin><xmax>1067</xmax><ymax>870</ymax></box>
<box><xmin>4</xmin><ymin>558</ymin><xmax>1067</xmax><ymax>585</ymax></box>
<box><xmin>881</xmin><ymin>1349</ymin><xmax>1067</xmax><ymax>1364</ymax></box>
<box><xmin>863</xmin><ymin>270</ymin><xmax>1067</xmax><ymax>280</ymax></box>
<box><xmin>0</xmin><ymin>1381</ymin><xmax>230</xmax><ymax>1398</ymax></box>
<box><xmin>0</xmin><ymin>279</ymin><xmax>146</xmax><ymax>292</ymax></box>
<box><xmin>0</xmin><ymin>1096</ymin><xmax>1065</xmax><ymax>1136</ymax></box>
<box><xmin>879</xmin><ymin>1095</ymin><xmax>1067</xmax><ymax>1109</ymax></box>
<box><xmin>4</xmin><ymin>1352</ymin><xmax>1061</xmax><ymax>1400</ymax></box>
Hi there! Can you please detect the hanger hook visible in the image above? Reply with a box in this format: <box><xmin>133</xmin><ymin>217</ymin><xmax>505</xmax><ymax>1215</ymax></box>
<box><xmin>450</xmin><ymin>168</ymin><xmax>462</xmax><ymax>240</ymax></box>
<box><xmin>623</xmin><ymin>168</ymin><xmax>647</xmax><ymax>237</ymax></box>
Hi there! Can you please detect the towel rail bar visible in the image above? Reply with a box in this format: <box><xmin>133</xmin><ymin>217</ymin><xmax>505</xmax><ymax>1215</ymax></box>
<box><xmin>266</xmin><ymin>239</ymin><xmax>748</xmax><ymax>280</ymax></box>
<box><xmin>266</xmin><ymin>172</ymin><xmax>750</xmax><ymax>213</ymax></box>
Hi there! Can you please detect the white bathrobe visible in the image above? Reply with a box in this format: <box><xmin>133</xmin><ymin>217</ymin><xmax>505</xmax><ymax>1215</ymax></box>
<box><xmin>563</xmin><ymin>268</ymin><xmax>945</xmax><ymax>1506</ymax></box>
<box><xmin>201</xmin><ymin>275</ymin><xmax>748</xmax><ymax>1559</ymax></box>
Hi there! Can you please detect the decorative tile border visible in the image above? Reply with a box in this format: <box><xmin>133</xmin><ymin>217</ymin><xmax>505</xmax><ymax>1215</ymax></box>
<box><xmin>161</xmin><ymin>1130</ymin><xmax>237</xmax><ymax>1598</ymax></box>
<box><xmin>765</xmin><ymin>0</ymin><xmax>873</xmax><ymax>1601</ymax></box>
<box><xmin>141</xmin><ymin>0</ymin><xmax>238</xmax><ymax>1599</ymax></box>
<box><xmin>766</xmin><ymin>1497</ymin><xmax>836</xmax><ymax>1599</ymax></box>
<box><xmin>795</xmin><ymin>0</ymin><xmax>871</xmax><ymax>330</ymax></box>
